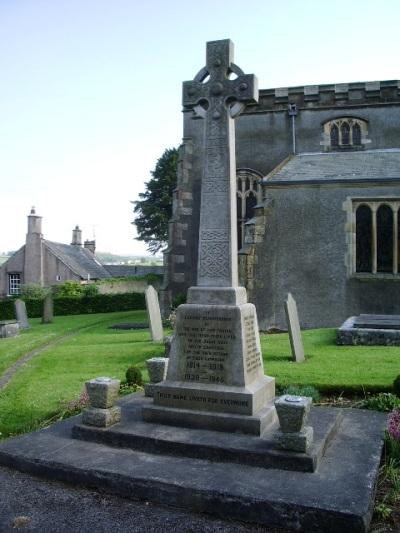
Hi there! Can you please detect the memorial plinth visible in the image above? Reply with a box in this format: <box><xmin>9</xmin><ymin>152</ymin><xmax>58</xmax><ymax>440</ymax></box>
<box><xmin>143</xmin><ymin>40</ymin><xmax>276</xmax><ymax>435</ymax></box>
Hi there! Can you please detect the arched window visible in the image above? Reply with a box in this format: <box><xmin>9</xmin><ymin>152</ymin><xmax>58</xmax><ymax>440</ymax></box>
<box><xmin>377</xmin><ymin>205</ymin><xmax>393</xmax><ymax>273</ymax></box>
<box><xmin>324</xmin><ymin>118</ymin><xmax>367</xmax><ymax>150</ymax></box>
<box><xmin>236</xmin><ymin>169</ymin><xmax>263</xmax><ymax>250</ymax></box>
<box><xmin>330</xmin><ymin>124</ymin><xmax>339</xmax><ymax>146</ymax></box>
<box><xmin>353</xmin><ymin>123</ymin><xmax>361</xmax><ymax>145</ymax></box>
<box><xmin>341</xmin><ymin>122</ymin><xmax>350</xmax><ymax>145</ymax></box>
<box><xmin>356</xmin><ymin>205</ymin><xmax>372</xmax><ymax>272</ymax></box>
<box><xmin>245</xmin><ymin>192</ymin><xmax>257</xmax><ymax>220</ymax></box>
<box><xmin>353</xmin><ymin>200</ymin><xmax>399</xmax><ymax>276</ymax></box>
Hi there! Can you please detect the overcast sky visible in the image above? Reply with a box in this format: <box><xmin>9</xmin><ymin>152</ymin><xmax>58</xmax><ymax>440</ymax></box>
<box><xmin>1</xmin><ymin>0</ymin><xmax>399</xmax><ymax>255</ymax></box>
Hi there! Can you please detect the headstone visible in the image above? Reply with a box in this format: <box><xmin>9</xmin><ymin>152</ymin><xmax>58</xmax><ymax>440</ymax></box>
<box><xmin>82</xmin><ymin>377</ymin><xmax>121</xmax><ymax>427</ymax></box>
<box><xmin>0</xmin><ymin>320</ymin><xmax>20</xmax><ymax>338</ymax></box>
<box><xmin>275</xmin><ymin>395</ymin><xmax>313</xmax><ymax>453</ymax></box>
<box><xmin>143</xmin><ymin>40</ymin><xmax>276</xmax><ymax>436</ymax></box>
<box><xmin>14</xmin><ymin>299</ymin><xmax>30</xmax><ymax>330</ymax></box>
<box><xmin>284</xmin><ymin>293</ymin><xmax>305</xmax><ymax>362</ymax></box>
<box><xmin>145</xmin><ymin>286</ymin><xmax>163</xmax><ymax>342</ymax></box>
<box><xmin>41</xmin><ymin>293</ymin><xmax>54</xmax><ymax>324</ymax></box>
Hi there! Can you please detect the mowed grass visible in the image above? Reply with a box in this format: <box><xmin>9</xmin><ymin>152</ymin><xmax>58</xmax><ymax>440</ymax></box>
<box><xmin>0</xmin><ymin>311</ymin><xmax>140</xmax><ymax>375</ymax></box>
<box><xmin>0</xmin><ymin>312</ymin><xmax>399</xmax><ymax>439</ymax></box>
<box><xmin>0</xmin><ymin>310</ymin><xmax>165</xmax><ymax>438</ymax></box>
<box><xmin>262</xmin><ymin>328</ymin><xmax>400</xmax><ymax>393</ymax></box>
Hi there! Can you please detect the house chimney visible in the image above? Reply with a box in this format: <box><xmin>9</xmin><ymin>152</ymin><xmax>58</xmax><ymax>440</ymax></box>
<box><xmin>27</xmin><ymin>206</ymin><xmax>42</xmax><ymax>235</ymax></box>
<box><xmin>84</xmin><ymin>240</ymin><xmax>96</xmax><ymax>254</ymax></box>
<box><xmin>71</xmin><ymin>225</ymin><xmax>82</xmax><ymax>246</ymax></box>
<box><xmin>25</xmin><ymin>206</ymin><xmax>43</xmax><ymax>285</ymax></box>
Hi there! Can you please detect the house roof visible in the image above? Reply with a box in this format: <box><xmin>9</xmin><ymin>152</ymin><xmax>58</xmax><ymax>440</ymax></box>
<box><xmin>263</xmin><ymin>149</ymin><xmax>400</xmax><ymax>186</ymax></box>
<box><xmin>44</xmin><ymin>241</ymin><xmax>111</xmax><ymax>280</ymax></box>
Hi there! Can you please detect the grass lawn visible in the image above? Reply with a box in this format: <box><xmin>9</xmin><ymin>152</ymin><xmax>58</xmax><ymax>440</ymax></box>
<box><xmin>0</xmin><ymin>310</ymin><xmax>164</xmax><ymax>438</ymax></box>
<box><xmin>0</xmin><ymin>311</ymin><xmax>144</xmax><ymax>376</ymax></box>
<box><xmin>262</xmin><ymin>328</ymin><xmax>400</xmax><ymax>394</ymax></box>
<box><xmin>0</xmin><ymin>313</ymin><xmax>399</xmax><ymax>439</ymax></box>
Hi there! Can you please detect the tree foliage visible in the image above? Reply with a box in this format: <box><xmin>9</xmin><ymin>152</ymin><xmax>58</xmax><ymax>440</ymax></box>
<box><xmin>133</xmin><ymin>147</ymin><xmax>178</xmax><ymax>253</ymax></box>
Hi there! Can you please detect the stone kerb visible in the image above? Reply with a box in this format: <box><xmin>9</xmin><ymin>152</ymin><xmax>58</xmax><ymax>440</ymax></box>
<box><xmin>82</xmin><ymin>377</ymin><xmax>121</xmax><ymax>428</ymax></box>
<box><xmin>0</xmin><ymin>320</ymin><xmax>20</xmax><ymax>338</ymax></box>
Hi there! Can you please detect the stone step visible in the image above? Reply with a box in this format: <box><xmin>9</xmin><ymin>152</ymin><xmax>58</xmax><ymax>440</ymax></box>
<box><xmin>72</xmin><ymin>394</ymin><xmax>342</xmax><ymax>473</ymax></box>
<box><xmin>0</xmin><ymin>402</ymin><xmax>386</xmax><ymax>533</ymax></box>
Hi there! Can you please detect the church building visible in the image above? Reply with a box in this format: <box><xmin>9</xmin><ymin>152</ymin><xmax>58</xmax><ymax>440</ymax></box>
<box><xmin>163</xmin><ymin>80</ymin><xmax>400</xmax><ymax>329</ymax></box>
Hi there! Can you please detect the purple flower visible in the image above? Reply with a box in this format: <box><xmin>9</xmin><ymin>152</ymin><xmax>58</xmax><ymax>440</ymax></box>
<box><xmin>388</xmin><ymin>409</ymin><xmax>400</xmax><ymax>441</ymax></box>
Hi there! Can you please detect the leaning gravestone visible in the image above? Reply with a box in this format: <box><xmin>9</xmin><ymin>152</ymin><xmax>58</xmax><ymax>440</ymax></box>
<box><xmin>42</xmin><ymin>293</ymin><xmax>54</xmax><ymax>324</ymax></box>
<box><xmin>284</xmin><ymin>293</ymin><xmax>305</xmax><ymax>362</ymax></box>
<box><xmin>145</xmin><ymin>286</ymin><xmax>163</xmax><ymax>342</ymax></box>
<box><xmin>143</xmin><ymin>40</ymin><xmax>276</xmax><ymax>435</ymax></box>
<box><xmin>285</xmin><ymin>292</ymin><xmax>305</xmax><ymax>363</ymax></box>
<box><xmin>14</xmin><ymin>299</ymin><xmax>30</xmax><ymax>330</ymax></box>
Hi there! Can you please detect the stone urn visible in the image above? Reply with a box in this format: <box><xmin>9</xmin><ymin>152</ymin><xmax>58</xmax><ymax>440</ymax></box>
<box><xmin>274</xmin><ymin>395</ymin><xmax>311</xmax><ymax>433</ymax></box>
<box><xmin>85</xmin><ymin>377</ymin><xmax>120</xmax><ymax>409</ymax></box>
<box><xmin>146</xmin><ymin>357</ymin><xmax>169</xmax><ymax>384</ymax></box>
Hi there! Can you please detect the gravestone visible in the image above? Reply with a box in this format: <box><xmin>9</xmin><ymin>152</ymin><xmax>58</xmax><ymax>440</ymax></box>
<box><xmin>14</xmin><ymin>299</ymin><xmax>30</xmax><ymax>330</ymax></box>
<box><xmin>42</xmin><ymin>293</ymin><xmax>54</xmax><ymax>324</ymax></box>
<box><xmin>0</xmin><ymin>320</ymin><xmax>20</xmax><ymax>338</ymax></box>
<box><xmin>143</xmin><ymin>40</ymin><xmax>276</xmax><ymax>435</ymax></box>
<box><xmin>145</xmin><ymin>286</ymin><xmax>163</xmax><ymax>342</ymax></box>
<box><xmin>284</xmin><ymin>293</ymin><xmax>305</xmax><ymax>362</ymax></box>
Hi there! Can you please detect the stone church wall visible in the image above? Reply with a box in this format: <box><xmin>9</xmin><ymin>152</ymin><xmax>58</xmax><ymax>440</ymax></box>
<box><xmin>253</xmin><ymin>183</ymin><xmax>400</xmax><ymax>329</ymax></box>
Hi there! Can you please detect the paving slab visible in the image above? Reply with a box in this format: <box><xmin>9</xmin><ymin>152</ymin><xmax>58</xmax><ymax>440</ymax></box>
<box><xmin>0</xmin><ymin>394</ymin><xmax>386</xmax><ymax>533</ymax></box>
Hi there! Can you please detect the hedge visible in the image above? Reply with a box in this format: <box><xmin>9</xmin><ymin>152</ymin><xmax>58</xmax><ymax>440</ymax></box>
<box><xmin>0</xmin><ymin>293</ymin><xmax>145</xmax><ymax>320</ymax></box>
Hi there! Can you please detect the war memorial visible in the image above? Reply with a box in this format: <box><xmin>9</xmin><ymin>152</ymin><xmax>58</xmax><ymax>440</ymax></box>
<box><xmin>0</xmin><ymin>40</ymin><xmax>387</xmax><ymax>532</ymax></box>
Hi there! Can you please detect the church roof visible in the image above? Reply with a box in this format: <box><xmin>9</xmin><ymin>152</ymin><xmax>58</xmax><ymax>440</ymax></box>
<box><xmin>44</xmin><ymin>241</ymin><xmax>111</xmax><ymax>280</ymax></box>
<box><xmin>263</xmin><ymin>149</ymin><xmax>400</xmax><ymax>186</ymax></box>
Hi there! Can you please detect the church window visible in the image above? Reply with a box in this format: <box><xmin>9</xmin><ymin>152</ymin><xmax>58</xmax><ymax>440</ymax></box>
<box><xmin>353</xmin><ymin>200</ymin><xmax>399</xmax><ymax>275</ymax></box>
<box><xmin>341</xmin><ymin>122</ymin><xmax>350</xmax><ymax>145</ymax></box>
<box><xmin>377</xmin><ymin>205</ymin><xmax>393</xmax><ymax>273</ymax></box>
<box><xmin>330</xmin><ymin>124</ymin><xmax>339</xmax><ymax>146</ymax></box>
<box><xmin>8</xmin><ymin>273</ymin><xmax>21</xmax><ymax>295</ymax></box>
<box><xmin>324</xmin><ymin>118</ymin><xmax>368</xmax><ymax>150</ymax></box>
<box><xmin>356</xmin><ymin>205</ymin><xmax>372</xmax><ymax>273</ymax></box>
<box><xmin>236</xmin><ymin>169</ymin><xmax>263</xmax><ymax>249</ymax></box>
<box><xmin>353</xmin><ymin>123</ymin><xmax>361</xmax><ymax>145</ymax></box>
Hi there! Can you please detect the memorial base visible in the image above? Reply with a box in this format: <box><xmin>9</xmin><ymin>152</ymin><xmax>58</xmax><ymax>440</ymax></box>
<box><xmin>143</xmin><ymin>397</ymin><xmax>277</xmax><ymax>436</ymax></box>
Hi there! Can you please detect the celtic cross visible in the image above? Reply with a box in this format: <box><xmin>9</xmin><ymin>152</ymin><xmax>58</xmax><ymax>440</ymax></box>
<box><xmin>183</xmin><ymin>39</ymin><xmax>258</xmax><ymax>288</ymax></box>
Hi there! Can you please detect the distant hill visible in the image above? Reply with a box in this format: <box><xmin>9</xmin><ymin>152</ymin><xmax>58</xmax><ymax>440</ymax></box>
<box><xmin>96</xmin><ymin>252</ymin><xmax>163</xmax><ymax>266</ymax></box>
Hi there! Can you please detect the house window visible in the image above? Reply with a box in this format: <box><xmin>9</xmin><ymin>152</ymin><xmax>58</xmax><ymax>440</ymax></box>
<box><xmin>237</xmin><ymin>169</ymin><xmax>263</xmax><ymax>249</ymax></box>
<box><xmin>324</xmin><ymin>118</ymin><xmax>369</xmax><ymax>150</ymax></box>
<box><xmin>354</xmin><ymin>200</ymin><xmax>399</xmax><ymax>275</ymax></box>
<box><xmin>8</xmin><ymin>273</ymin><xmax>21</xmax><ymax>295</ymax></box>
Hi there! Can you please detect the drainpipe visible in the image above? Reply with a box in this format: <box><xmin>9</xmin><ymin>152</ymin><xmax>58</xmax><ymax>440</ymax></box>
<box><xmin>288</xmin><ymin>103</ymin><xmax>298</xmax><ymax>154</ymax></box>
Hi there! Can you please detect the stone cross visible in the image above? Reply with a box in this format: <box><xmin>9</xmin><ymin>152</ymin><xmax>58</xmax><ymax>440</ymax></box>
<box><xmin>182</xmin><ymin>39</ymin><xmax>258</xmax><ymax>288</ymax></box>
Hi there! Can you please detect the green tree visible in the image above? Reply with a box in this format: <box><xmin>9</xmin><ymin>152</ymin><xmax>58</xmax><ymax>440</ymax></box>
<box><xmin>132</xmin><ymin>147</ymin><xmax>178</xmax><ymax>253</ymax></box>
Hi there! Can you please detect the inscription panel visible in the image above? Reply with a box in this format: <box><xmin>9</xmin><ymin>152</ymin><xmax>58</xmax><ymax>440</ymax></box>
<box><xmin>177</xmin><ymin>310</ymin><xmax>235</xmax><ymax>384</ymax></box>
<box><xmin>243</xmin><ymin>315</ymin><xmax>262</xmax><ymax>376</ymax></box>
